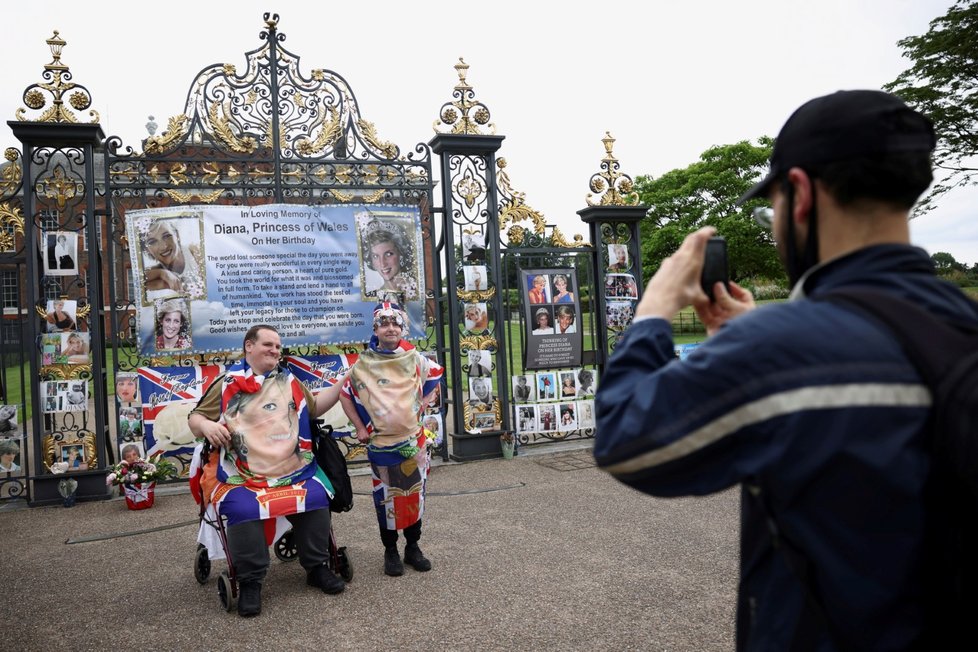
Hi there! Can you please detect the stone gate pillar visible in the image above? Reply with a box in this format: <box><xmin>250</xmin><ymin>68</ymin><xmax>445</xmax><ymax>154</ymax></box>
<box><xmin>429</xmin><ymin>59</ymin><xmax>510</xmax><ymax>461</ymax></box>
<box><xmin>577</xmin><ymin>133</ymin><xmax>647</xmax><ymax>375</ymax></box>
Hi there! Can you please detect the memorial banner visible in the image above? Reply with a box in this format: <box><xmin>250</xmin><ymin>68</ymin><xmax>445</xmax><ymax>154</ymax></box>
<box><xmin>521</xmin><ymin>268</ymin><xmax>583</xmax><ymax>370</ymax></box>
<box><xmin>127</xmin><ymin>204</ymin><xmax>425</xmax><ymax>354</ymax></box>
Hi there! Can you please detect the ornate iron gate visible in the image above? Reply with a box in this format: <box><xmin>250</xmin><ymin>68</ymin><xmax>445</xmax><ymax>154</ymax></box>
<box><xmin>0</xmin><ymin>15</ymin><xmax>649</xmax><ymax>505</ymax></box>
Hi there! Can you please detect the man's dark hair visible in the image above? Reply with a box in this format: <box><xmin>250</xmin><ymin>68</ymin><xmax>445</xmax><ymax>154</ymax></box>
<box><xmin>811</xmin><ymin>151</ymin><xmax>933</xmax><ymax>210</ymax></box>
<box><xmin>242</xmin><ymin>324</ymin><xmax>279</xmax><ymax>355</ymax></box>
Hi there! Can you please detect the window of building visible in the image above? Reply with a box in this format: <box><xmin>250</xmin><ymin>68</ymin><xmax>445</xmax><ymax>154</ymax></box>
<box><xmin>2</xmin><ymin>270</ymin><xmax>18</xmax><ymax>312</ymax></box>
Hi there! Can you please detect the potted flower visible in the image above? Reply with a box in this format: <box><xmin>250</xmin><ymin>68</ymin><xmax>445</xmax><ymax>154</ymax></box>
<box><xmin>499</xmin><ymin>431</ymin><xmax>515</xmax><ymax>460</ymax></box>
<box><xmin>106</xmin><ymin>452</ymin><xmax>177</xmax><ymax>510</ymax></box>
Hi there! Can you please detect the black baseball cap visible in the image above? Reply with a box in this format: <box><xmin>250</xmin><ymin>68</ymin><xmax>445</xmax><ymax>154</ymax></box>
<box><xmin>736</xmin><ymin>90</ymin><xmax>936</xmax><ymax>205</ymax></box>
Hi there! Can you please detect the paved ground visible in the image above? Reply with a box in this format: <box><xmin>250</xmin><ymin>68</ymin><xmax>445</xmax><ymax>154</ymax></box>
<box><xmin>1</xmin><ymin>444</ymin><xmax>739</xmax><ymax>651</ymax></box>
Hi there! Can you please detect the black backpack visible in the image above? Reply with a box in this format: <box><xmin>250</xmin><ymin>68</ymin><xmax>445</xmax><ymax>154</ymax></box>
<box><xmin>819</xmin><ymin>288</ymin><xmax>978</xmax><ymax>501</ymax></box>
<box><xmin>817</xmin><ymin>287</ymin><xmax>978</xmax><ymax>643</ymax></box>
<box><xmin>310</xmin><ymin>419</ymin><xmax>353</xmax><ymax>513</ymax></box>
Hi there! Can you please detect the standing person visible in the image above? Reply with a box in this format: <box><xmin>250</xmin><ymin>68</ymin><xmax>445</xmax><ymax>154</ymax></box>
<box><xmin>339</xmin><ymin>303</ymin><xmax>443</xmax><ymax>577</ymax></box>
<box><xmin>593</xmin><ymin>90</ymin><xmax>978</xmax><ymax>649</ymax></box>
<box><xmin>188</xmin><ymin>325</ymin><xmax>349</xmax><ymax>617</ymax></box>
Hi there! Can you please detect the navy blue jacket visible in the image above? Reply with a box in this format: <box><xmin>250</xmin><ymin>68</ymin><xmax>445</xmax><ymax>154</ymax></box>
<box><xmin>594</xmin><ymin>245</ymin><xmax>978</xmax><ymax>650</ymax></box>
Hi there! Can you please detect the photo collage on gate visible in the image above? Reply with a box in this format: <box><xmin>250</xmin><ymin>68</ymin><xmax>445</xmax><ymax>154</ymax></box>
<box><xmin>0</xmin><ymin>404</ymin><xmax>22</xmax><ymax>476</ymax></box>
<box><xmin>420</xmin><ymin>351</ymin><xmax>445</xmax><ymax>445</ymax></box>
<box><xmin>114</xmin><ymin>372</ymin><xmax>145</xmax><ymax>464</ymax></box>
<box><xmin>511</xmin><ymin>367</ymin><xmax>597</xmax><ymax>436</ymax></box>
<box><xmin>39</xmin><ymin>229</ymin><xmax>93</xmax><ymax>470</ymax></box>
<box><xmin>40</xmin><ymin>297</ymin><xmax>91</xmax><ymax>416</ymax></box>
<box><xmin>525</xmin><ymin>271</ymin><xmax>579</xmax><ymax>337</ymax></box>
<box><xmin>460</xmin><ymin>228</ymin><xmax>498</xmax><ymax>431</ymax></box>
<box><xmin>605</xmin><ymin>243</ymin><xmax>639</xmax><ymax>330</ymax></box>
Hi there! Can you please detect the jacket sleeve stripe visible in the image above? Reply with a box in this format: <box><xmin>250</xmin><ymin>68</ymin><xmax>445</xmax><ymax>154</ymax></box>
<box><xmin>600</xmin><ymin>383</ymin><xmax>931</xmax><ymax>476</ymax></box>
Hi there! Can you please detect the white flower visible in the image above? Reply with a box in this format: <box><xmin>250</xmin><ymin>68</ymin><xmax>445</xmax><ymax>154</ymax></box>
<box><xmin>50</xmin><ymin>462</ymin><xmax>69</xmax><ymax>474</ymax></box>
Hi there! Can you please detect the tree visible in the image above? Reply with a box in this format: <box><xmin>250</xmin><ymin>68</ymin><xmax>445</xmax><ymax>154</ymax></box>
<box><xmin>635</xmin><ymin>138</ymin><xmax>785</xmax><ymax>284</ymax></box>
<box><xmin>931</xmin><ymin>251</ymin><xmax>965</xmax><ymax>272</ymax></box>
<box><xmin>884</xmin><ymin>0</ymin><xmax>978</xmax><ymax>214</ymax></box>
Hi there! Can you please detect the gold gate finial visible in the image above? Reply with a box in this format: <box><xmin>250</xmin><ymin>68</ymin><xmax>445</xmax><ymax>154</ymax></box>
<box><xmin>585</xmin><ymin>131</ymin><xmax>639</xmax><ymax>206</ymax></box>
<box><xmin>433</xmin><ymin>57</ymin><xmax>495</xmax><ymax>135</ymax></box>
<box><xmin>15</xmin><ymin>31</ymin><xmax>98</xmax><ymax>124</ymax></box>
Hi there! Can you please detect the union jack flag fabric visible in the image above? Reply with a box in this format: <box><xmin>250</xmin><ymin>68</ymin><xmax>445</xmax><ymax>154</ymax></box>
<box><xmin>197</xmin><ymin>359</ymin><xmax>332</xmax><ymax>527</ymax></box>
<box><xmin>342</xmin><ymin>337</ymin><xmax>443</xmax><ymax>531</ymax></box>
<box><xmin>138</xmin><ymin>365</ymin><xmax>224</xmax><ymax>456</ymax></box>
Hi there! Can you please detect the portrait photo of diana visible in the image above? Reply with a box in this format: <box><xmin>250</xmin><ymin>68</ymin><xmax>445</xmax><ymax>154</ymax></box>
<box><xmin>136</xmin><ymin>214</ymin><xmax>206</xmax><ymax>305</ymax></box>
<box><xmin>356</xmin><ymin>210</ymin><xmax>422</xmax><ymax>302</ymax></box>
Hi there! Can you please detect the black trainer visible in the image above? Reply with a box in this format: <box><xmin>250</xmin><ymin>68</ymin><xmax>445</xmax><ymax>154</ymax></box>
<box><xmin>237</xmin><ymin>581</ymin><xmax>262</xmax><ymax>617</ymax></box>
<box><xmin>384</xmin><ymin>546</ymin><xmax>404</xmax><ymax>576</ymax></box>
<box><xmin>404</xmin><ymin>542</ymin><xmax>432</xmax><ymax>572</ymax></box>
<box><xmin>306</xmin><ymin>563</ymin><xmax>345</xmax><ymax>594</ymax></box>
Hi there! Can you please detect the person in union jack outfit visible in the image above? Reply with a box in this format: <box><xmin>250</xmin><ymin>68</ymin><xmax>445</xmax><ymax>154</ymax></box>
<box><xmin>188</xmin><ymin>324</ymin><xmax>347</xmax><ymax>617</ymax></box>
<box><xmin>340</xmin><ymin>303</ymin><xmax>444</xmax><ymax>577</ymax></box>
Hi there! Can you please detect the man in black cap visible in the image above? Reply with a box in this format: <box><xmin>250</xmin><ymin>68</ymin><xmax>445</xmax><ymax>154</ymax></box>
<box><xmin>593</xmin><ymin>90</ymin><xmax>978</xmax><ymax>649</ymax></box>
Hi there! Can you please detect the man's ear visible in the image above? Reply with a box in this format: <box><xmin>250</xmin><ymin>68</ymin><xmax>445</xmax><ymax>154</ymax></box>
<box><xmin>786</xmin><ymin>167</ymin><xmax>815</xmax><ymax>226</ymax></box>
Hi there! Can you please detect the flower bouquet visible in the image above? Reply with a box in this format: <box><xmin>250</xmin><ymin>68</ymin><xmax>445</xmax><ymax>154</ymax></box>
<box><xmin>106</xmin><ymin>453</ymin><xmax>177</xmax><ymax>510</ymax></box>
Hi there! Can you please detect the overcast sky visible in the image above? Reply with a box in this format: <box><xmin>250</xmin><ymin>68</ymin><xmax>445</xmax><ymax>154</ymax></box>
<box><xmin>4</xmin><ymin>0</ymin><xmax>975</xmax><ymax>265</ymax></box>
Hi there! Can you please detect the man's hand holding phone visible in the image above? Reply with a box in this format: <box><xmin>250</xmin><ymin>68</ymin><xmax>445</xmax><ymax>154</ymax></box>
<box><xmin>635</xmin><ymin>227</ymin><xmax>716</xmax><ymax>320</ymax></box>
<box><xmin>635</xmin><ymin>227</ymin><xmax>756</xmax><ymax>332</ymax></box>
<box><xmin>695</xmin><ymin>281</ymin><xmax>756</xmax><ymax>336</ymax></box>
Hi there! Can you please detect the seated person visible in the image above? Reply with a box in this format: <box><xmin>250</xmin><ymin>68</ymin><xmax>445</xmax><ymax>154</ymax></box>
<box><xmin>188</xmin><ymin>325</ymin><xmax>349</xmax><ymax>617</ymax></box>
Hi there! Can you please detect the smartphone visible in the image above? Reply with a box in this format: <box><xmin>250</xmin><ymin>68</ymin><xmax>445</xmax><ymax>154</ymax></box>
<box><xmin>701</xmin><ymin>237</ymin><xmax>729</xmax><ymax>302</ymax></box>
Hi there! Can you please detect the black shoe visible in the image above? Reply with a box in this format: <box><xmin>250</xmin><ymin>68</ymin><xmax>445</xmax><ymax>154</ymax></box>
<box><xmin>306</xmin><ymin>563</ymin><xmax>345</xmax><ymax>594</ymax></box>
<box><xmin>237</xmin><ymin>581</ymin><xmax>262</xmax><ymax>617</ymax></box>
<box><xmin>404</xmin><ymin>543</ymin><xmax>432</xmax><ymax>572</ymax></box>
<box><xmin>384</xmin><ymin>546</ymin><xmax>404</xmax><ymax>577</ymax></box>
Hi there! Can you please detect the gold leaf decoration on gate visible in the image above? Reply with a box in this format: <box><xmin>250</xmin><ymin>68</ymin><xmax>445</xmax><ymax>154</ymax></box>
<box><xmin>496</xmin><ymin>157</ymin><xmax>546</xmax><ymax>245</ymax></box>
<box><xmin>357</xmin><ymin>119</ymin><xmax>399</xmax><ymax>159</ymax></box>
<box><xmin>163</xmin><ymin>189</ymin><xmax>224</xmax><ymax>204</ymax></box>
<box><xmin>297</xmin><ymin>105</ymin><xmax>342</xmax><ymax>156</ymax></box>
<box><xmin>144</xmin><ymin>115</ymin><xmax>190</xmax><ymax>155</ymax></box>
<box><xmin>550</xmin><ymin>227</ymin><xmax>588</xmax><ymax>249</ymax></box>
<box><xmin>457</xmin><ymin>287</ymin><xmax>495</xmax><ymax>302</ymax></box>
<box><xmin>0</xmin><ymin>149</ymin><xmax>23</xmax><ymax>199</ymax></box>
<box><xmin>459</xmin><ymin>335</ymin><xmax>497</xmax><ymax>351</ymax></box>
<box><xmin>0</xmin><ymin>202</ymin><xmax>25</xmax><ymax>250</ymax></box>
<box><xmin>209</xmin><ymin>100</ymin><xmax>258</xmax><ymax>154</ymax></box>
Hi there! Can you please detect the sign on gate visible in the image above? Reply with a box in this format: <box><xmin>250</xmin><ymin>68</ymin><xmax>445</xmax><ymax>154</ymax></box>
<box><xmin>520</xmin><ymin>268</ymin><xmax>583</xmax><ymax>370</ymax></box>
<box><xmin>126</xmin><ymin>204</ymin><xmax>425</xmax><ymax>354</ymax></box>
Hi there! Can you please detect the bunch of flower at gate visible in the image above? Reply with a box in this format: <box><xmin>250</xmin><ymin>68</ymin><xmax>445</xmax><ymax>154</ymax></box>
<box><xmin>106</xmin><ymin>453</ymin><xmax>177</xmax><ymax>486</ymax></box>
